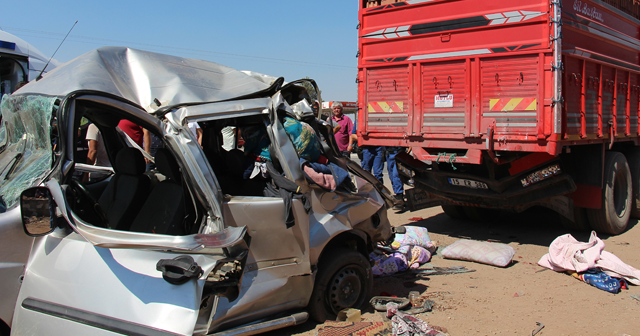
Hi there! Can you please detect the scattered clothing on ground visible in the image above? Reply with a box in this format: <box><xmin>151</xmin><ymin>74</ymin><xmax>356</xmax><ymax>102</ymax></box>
<box><xmin>538</xmin><ymin>231</ymin><xmax>640</xmax><ymax>285</ymax></box>
<box><xmin>568</xmin><ymin>269</ymin><xmax>628</xmax><ymax>294</ymax></box>
<box><xmin>371</xmin><ymin>226</ymin><xmax>437</xmax><ymax>277</ymax></box>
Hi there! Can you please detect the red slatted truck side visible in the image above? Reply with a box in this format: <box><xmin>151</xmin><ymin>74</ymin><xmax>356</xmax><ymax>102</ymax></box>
<box><xmin>357</xmin><ymin>0</ymin><xmax>640</xmax><ymax>234</ymax></box>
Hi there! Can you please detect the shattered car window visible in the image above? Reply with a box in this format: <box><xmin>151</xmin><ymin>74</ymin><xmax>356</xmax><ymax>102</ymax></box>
<box><xmin>0</xmin><ymin>94</ymin><xmax>56</xmax><ymax>212</ymax></box>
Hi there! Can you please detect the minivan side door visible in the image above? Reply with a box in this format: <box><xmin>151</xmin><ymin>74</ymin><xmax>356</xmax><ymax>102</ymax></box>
<box><xmin>11</xmin><ymin>94</ymin><xmax>248</xmax><ymax>336</ymax></box>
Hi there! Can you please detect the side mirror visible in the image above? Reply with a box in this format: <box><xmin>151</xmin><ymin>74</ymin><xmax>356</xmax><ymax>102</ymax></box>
<box><xmin>20</xmin><ymin>187</ymin><xmax>55</xmax><ymax>237</ymax></box>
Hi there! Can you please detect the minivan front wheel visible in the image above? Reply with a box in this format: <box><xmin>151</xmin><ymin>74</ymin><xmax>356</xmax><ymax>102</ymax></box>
<box><xmin>308</xmin><ymin>248</ymin><xmax>372</xmax><ymax>322</ymax></box>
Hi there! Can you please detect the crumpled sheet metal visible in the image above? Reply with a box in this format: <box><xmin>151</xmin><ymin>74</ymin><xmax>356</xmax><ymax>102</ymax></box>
<box><xmin>308</xmin><ymin>175</ymin><xmax>390</xmax><ymax>263</ymax></box>
<box><xmin>14</xmin><ymin>47</ymin><xmax>271</xmax><ymax>112</ymax></box>
<box><xmin>176</xmin><ymin>97</ymin><xmax>271</xmax><ymax>122</ymax></box>
<box><xmin>164</xmin><ymin>110</ymin><xmax>226</xmax><ymax>233</ymax></box>
<box><xmin>0</xmin><ymin>95</ymin><xmax>55</xmax><ymax>211</ymax></box>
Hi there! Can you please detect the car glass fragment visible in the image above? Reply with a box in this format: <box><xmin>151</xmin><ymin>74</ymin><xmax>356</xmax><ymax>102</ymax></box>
<box><xmin>0</xmin><ymin>95</ymin><xmax>56</xmax><ymax>211</ymax></box>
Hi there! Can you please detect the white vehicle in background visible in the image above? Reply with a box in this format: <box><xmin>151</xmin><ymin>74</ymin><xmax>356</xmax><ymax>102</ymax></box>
<box><xmin>0</xmin><ymin>31</ymin><xmax>58</xmax><ymax>96</ymax></box>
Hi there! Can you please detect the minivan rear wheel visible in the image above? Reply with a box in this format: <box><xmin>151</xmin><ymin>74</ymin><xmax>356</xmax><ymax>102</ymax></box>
<box><xmin>308</xmin><ymin>248</ymin><xmax>372</xmax><ymax>322</ymax></box>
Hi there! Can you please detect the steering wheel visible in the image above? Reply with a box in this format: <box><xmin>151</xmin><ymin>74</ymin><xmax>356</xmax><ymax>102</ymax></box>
<box><xmin>68</xmin><ymin>178</ymin><xmax>109</xmax><ymax>228</ymax></box>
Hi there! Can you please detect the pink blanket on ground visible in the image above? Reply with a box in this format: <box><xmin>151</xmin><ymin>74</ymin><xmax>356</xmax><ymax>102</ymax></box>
<box><xmin>538</xmin><ymin>231</ymin><xmax>640</xmax><ymax>285</ymax></box>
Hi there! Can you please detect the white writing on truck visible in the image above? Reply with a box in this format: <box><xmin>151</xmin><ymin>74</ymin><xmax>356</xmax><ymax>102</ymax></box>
<box><xmin>573</xmin><ymin>0</ymin><xmax>604</xmax><ymax>23</ymax></box>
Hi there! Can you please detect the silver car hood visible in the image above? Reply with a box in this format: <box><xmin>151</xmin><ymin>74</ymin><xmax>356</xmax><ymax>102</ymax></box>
<box><xmin>14</xmin><ymin>47</ymin><xmax>273</xmax><ymax>112</ymax></box>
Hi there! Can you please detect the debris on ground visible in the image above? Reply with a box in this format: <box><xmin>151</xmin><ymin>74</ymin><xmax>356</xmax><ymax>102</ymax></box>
<box><xmin>567</xmin><ymin>269</ymin><xmax>629</xmax><ymax>293</ymax></box>
<box><xmin>530</xmin><ymin>322</ymin><xmax>545</xmax><ymax>336</ymax></box>
<box><xmin>404</xmin><ymin>299</ymin><xmax>435</xmax><ymax>315</ymax></box>
<box><xmin>386</xmin><ymin>302</ymin><xmax>447</xmax><ymax>335</ymax></box>
<box><xmin>370</xmin><ymin>295</ymin><xmax>435</xmax><ymax>315</ymax></box>
<box><xmin>538</xmin><ymin>231</ymin><xmax>640</xmax><ymax>293</ymax></box>
<box><xmin>314</xmin><ymin>321</ymin><xmax>391</xmax><ymax>336</ymax></box>
<box><xmin>336</xmin><ymin>308</ymin><xmax>362</xmax><ymax>323</ymax></box>
<box><xmin>440</xmin><ymin>240</ymin><xmax>515</xmax><ymax>267</ymax></box>
<box><xmin>412</xmin><ymin>265</ymin><xmax>476</xmax><ymax>277</ymax></box>
<box><xmin>371</xmin><ymin>226</ymin><xmax>437</xmax><ymax>277</ymax></box>
<box><xmin>371</xmin><ymin>296</ymin><xmax>411</xmax><ymax>311</ymax></box>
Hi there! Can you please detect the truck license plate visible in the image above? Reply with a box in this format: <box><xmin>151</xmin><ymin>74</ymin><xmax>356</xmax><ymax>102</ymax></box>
<box><xmin>448</xmin><ymin>178</ymin><xmax>488</xmax><ymax>189</ymax></box>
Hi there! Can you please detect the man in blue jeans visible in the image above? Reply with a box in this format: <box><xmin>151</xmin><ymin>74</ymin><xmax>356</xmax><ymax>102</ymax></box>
<box><xmin>351</xmin><ymin>122</ymin><xmax>405</xmax><ymax>210</ymax></box>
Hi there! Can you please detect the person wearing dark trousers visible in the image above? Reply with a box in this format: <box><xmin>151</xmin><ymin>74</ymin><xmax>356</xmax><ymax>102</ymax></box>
<box><xmin>360</xmin><ymin>145</ymin><xmax>405</xmax><ymax>211</ymax></box>
<box><xmin>385</xmin><ymin>146</ymin><xmax>405</xmax><ymax>211</ymax></box>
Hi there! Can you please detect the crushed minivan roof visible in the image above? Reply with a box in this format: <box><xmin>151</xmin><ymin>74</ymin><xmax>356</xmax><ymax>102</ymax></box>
<box><xmin>14</xmin><ymin>46</ymin><xmax>274</xmax><ymax>112</ymax></box>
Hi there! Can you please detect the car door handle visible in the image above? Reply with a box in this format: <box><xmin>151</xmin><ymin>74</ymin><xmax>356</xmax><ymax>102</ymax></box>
<box><xmin>156</xmin><ymin>255</ymin><xmax>203</xmax><ymax>285</ymax></box>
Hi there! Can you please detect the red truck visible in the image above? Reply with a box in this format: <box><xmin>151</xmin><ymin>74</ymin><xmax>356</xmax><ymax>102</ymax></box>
<box><xmin>357</xmin><ymin>0</ymin><xmax>640</xmax><ymax>234</ymax></box>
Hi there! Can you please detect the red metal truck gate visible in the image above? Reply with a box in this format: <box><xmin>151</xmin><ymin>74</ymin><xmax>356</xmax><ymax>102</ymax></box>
<box><xmin>358</xmin><ymin>0</ymin><xmax>640</xmax><ymax>164</ymax></box>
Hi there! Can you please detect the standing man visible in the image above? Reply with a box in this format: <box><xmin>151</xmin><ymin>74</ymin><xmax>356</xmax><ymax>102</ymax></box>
<box><xmin>85</xmin><ymin>123</ymin><xmax>111</xmax><ymax>181</ymax></box>
<box><xmin>331</xmin><ymin>101</ymin><xmax>353</xmax><ymax>157</ymax></box>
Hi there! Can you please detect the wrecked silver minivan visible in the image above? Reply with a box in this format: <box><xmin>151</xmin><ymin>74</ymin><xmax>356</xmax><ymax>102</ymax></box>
<box><xmin>0</xmin><ymin>47</ymin><xmax>395</xmax><ymax>335</ymax></box>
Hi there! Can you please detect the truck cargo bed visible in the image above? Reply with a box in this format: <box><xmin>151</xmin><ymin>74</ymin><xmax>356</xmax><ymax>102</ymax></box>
<box><xmin>358</xmin><ymin>0</ymin><xmax>640</xmax><ymax>164</ymax></box>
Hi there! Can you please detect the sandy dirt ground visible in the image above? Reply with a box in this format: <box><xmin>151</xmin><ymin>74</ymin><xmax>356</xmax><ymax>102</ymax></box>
<box><xmin>266</xmin><ymin>205</ymin><xmax>640</xmax><ymax>336</ymax></box>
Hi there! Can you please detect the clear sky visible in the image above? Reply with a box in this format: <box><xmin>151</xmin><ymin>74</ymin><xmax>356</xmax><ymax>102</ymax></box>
<box><xmin>2</xmin><ymin>0</ymin><xmax>361</xmax><ymax>101</ymax></box>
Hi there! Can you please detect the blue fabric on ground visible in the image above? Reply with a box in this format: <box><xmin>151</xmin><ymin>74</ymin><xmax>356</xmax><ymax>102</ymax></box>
<box><xmin>581</xmin><ymin>269</ymin><xmax>625</xmax><ymax>294</ymax></box>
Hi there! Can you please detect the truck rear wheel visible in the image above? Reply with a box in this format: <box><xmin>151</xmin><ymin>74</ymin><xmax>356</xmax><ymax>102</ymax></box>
<box><xmin>587</xmin><ymin>152</ymin><xmax>632</xmax><ymax>235</ymax></box>
<box><xmin>441</xmin><ymin>205</ymin><xmax>468</xmax><ymax>219</ymax></box>
<box><xmin>624</xmin><ymin>147</ymin><xmax>640</xmax><ymax>219</ymax></box>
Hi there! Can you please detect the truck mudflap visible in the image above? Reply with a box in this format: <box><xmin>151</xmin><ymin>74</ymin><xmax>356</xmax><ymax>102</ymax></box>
<box><xmin>397</xmin><ymin>153</ymin><xmax>577</xmax><ymax>210</ymax></box>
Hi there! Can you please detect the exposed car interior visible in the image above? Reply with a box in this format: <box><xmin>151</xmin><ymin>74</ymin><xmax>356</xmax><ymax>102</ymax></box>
<box><xmin>65</xmin><ymin>81</ymin><xmax>346</xmax><ymax>236</ymax></box>
<box><xmin>200</xmin><ymin>115</ymin><xmax>271</xmax><ymax>197</ymax></box>
<box><xmin>66</xmin><ymin>102</ymin><xmax>203</xmax><ymax>236</ymax></box>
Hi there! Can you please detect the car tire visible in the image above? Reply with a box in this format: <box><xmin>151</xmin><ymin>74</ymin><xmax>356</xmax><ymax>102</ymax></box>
<box><xmin>441</xmin><ymin>205</ymin><xmax>468</xmax><ymax>219</ymax></box>
<box><xmin>308</xmin><ymin>248</ymin><xmax>372</xmax><ymax>323</ymax></box>
<box><xmin>587</xmin><ymin>152</ymin><xmax>632</xmax><ymax>235</ymax></box>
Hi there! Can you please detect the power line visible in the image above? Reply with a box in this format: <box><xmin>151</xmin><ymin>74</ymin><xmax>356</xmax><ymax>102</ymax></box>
<box><xmin>3</xmin><ymin>25</ymin><xmax>356</xmax><ymax>70</ymax></box>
